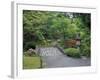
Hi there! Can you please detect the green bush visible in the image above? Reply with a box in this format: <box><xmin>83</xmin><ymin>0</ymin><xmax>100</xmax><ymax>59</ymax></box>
<box><xmin>64</xmin><ymin>48</ymin><xmax>80</xmax><ymax>58</ymax></box>
<box><xmin>24</xmin><ymin>51</ymin><xmax>38</xmax><ymax>57</ymax></box>
<box><xmin>80</xmin><ymin>36</ymin><xmax>91</xmax><ymax>57</ymax></box>
<box><xmin>24</xmin><ymin>42</ymin><xmax>36</xmax><ymax>51</ymax></box>
<box><xmin>80</xmin><ymin>44</ymin><xmax>90</xmax><ymax>57</ymax></box>
<box><xmin>57</xmin><ymin>40</ymin><xmax>65</xmax><ymax>48</ymax></box>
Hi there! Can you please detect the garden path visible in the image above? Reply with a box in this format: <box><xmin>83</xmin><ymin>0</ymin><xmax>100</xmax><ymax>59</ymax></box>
<box><xmin>39</xmin><ymin>47</ymin><xmax>90</xmax><ymax>68</ymax></box>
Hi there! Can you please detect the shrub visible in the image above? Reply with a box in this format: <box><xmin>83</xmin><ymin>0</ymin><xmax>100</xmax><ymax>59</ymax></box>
<box><xmin>24</xmin><ymin>50</ymin><xmax>37</xmax><ymax>57</ymax></box>
<box><xmin>64</xmin><ymin>48</ymin><xmax>80</xmax><ymax>58</ymax></box>
<box><xmin>80</xmin><ymin>44</ymin><xmax>90</xmax><ymax>57</ymax></box>
<box><xmin>57</xmin><ymin>40</ymin><xmax>65</xmax><ymax>48</ymax></box>
<box><xmin>24</xmin><ymin>42</ymin><xmax>36</xmax><ymax>51</ymax></box>
<box><xmin>80</xmin><ymin>36</ymin><xmax>91</xmax><ymax>57</ymax></box>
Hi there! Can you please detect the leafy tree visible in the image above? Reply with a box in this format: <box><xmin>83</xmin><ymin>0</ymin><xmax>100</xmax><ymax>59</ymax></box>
<box><xmin>23</xmin><ymin>10</ymin><xmax>91</xmax><ymax>57</ymax></box>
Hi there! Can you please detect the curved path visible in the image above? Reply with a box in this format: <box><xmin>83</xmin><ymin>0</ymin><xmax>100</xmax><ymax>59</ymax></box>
<box><xmin>39</xmin><ymin>47</ymin><xmax>90</xmax><ymax>68</ymax></box>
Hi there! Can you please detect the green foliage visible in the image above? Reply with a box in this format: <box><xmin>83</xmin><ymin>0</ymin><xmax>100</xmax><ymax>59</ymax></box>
<box><xmin>66</xmin><ymin>23</ymin><xmax>79</xmax><ymax>38</ymax></box>
<box><xmin>80</xmin><ymin>36</ymin><xmax>91</xmax><ymax>57</ymax></box>
<box><xmin>24</xmin><ymin>41</ymin><xmax>36</xmax><ymax>51</ymax></box>
<box><xmin>24</xmin><ymin>51</ymin><xmax>37</xmax><ymax>57</ymax></box>
<box><xmin>23</xmin><ymin>10</ymin><xmax>91</xmax><ymax>57</ymax></box>
<box><xmin>64</xmin><ymin>48</ymin><xmax>80</xmax><ymax>58</ymax></box>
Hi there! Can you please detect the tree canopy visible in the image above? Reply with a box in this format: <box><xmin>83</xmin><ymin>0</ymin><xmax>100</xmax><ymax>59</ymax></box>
<box><xmin>23</xmin><ymin>10</ymin><xmax>91</xmax><ymax>57</ymax></box>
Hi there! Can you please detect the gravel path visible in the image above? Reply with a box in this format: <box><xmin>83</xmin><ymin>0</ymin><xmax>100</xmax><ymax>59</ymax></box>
<box><xmin>39</xmin><ymin>47</ymin><xmax>90</xmax><ymax>68</ymax></box>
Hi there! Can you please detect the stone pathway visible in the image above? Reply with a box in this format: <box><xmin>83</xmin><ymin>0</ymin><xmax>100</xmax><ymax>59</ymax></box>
<box><xmin>39</xmin><ymin>47</ymin><xmax>90</xmax><ymax>68</ymax></box>
<box><xmin>39</xmin><ymin>47</ymin><xmax>62</xmax><ymax>56</ymax></box>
